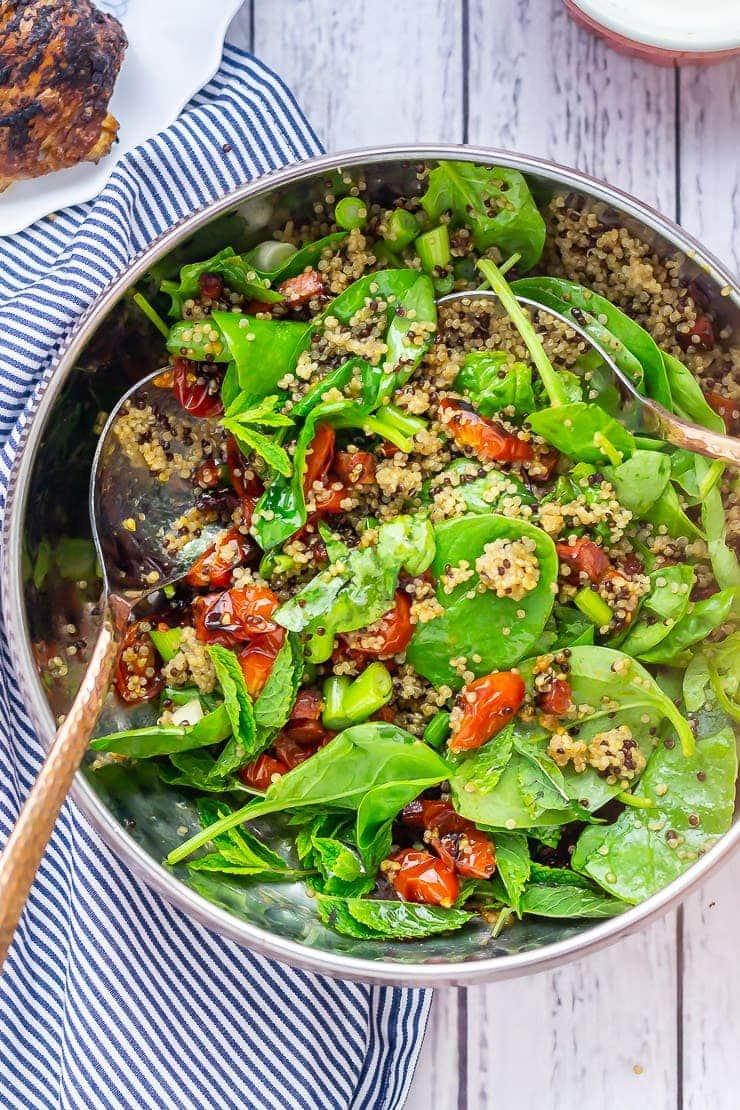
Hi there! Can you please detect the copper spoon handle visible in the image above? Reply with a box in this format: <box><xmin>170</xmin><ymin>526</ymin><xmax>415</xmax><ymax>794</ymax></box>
<box><xmin>0</xmin><ymin>594</ymin><xmax>130</xmax><ymax>970</ymax></box>
<box><xmin>643</xmin><ymin>400</ymin><xmax>740</xmax><ymax>466</ymax></box>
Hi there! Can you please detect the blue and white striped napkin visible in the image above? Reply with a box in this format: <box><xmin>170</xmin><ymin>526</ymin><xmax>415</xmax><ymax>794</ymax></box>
<box><xmin>0</xmin><ymin>46</ymin><xmax>430</xmax><ymax>1110</ymax></box>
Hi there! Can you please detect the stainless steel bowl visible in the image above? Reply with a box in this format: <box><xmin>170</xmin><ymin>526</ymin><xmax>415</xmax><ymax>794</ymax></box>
<box><xmin>2</xmin><ymin>146</ymin><xmax>738</xmax><ymax>986</ymax></box>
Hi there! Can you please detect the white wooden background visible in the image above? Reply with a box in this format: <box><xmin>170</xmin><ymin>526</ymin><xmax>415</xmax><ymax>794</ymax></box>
<box><xmin>226</xmin><ymin>4</ymin><xmax>740</xmax><ymax>1107</ymax></box>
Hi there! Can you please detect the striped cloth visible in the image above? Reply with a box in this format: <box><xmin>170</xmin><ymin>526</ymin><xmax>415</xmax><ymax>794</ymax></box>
<box><xmin>0</xmin><ymin>46</ymin><xmax>430</xmax><ymax>1110</ymax></box>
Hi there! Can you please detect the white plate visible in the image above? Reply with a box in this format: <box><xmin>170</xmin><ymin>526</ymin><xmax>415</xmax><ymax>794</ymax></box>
<box><xmin>0</xmin><ymin>0</ymin><xmax>244</xmax><ymax>236</ymax></box>
<box><xmin>569</xmin><ymin>0</ymin><xmax>740</xmax><ymax>53</ymax></box>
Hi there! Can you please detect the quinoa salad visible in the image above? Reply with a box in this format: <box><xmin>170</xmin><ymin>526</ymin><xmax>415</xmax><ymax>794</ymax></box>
<box><xmin>89</xmin><ymin>160</ymin><xmax>740</xmax><ymax>943</ymax></box>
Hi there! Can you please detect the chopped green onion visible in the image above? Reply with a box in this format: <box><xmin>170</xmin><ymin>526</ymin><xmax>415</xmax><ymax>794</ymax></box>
<box><xmin>383</xmin><ymin>208</ymin><xmax>419</xmax><ymax>252</ymax></box>
<box><xmin>131</xmin><ymin>291</ymin><xmax>169</xmax><ymax>338</ymax></box>
<box><xmin>164</xmin><ymin>685</ymin><xmax>203</xmax><ymax>706</ymax></box>
<box><xmin>574</xmin><ymin>587</ymin><xmax>613</xmax><ymax>627</ymax></box>
<box><xmin>335</xmin><ymin>196</ymin><xmax>368</xmax><ymax>230</ymax></box>
<box><xmin>423</xmin><ymin>710</ymin><xmax>451</xmax><ymax>750</ymax></box>
<box><xmin>341</xmin><ymin>662</ymin><xmax>393</xmax><ymax>725</ymax></box>
<box><xmin>259</xmin><ymin>551</ymin><xmax>297</xmax><ymax>579</ymax></box>
<box><xmin>249</xmin><ymin>240</ymin><xmax>297</xmax><ymax>273</ymax></box>
<box><xmin>433</xmin><ymin>273</ymin><xmax>455</xmax><ymax>296</ymax></box>
<box><xmin>616</xmin><ymin>791</ymin><xmax>655</xmax><ymax>809</ymax></box>
<box><xmin>415</xmin><ymin>225</ymin><xmax>451</xmax><ymax>272</ymax></box>
<box><xmin>306</xmin><ymin>629</ymin><xmax>335</xmax><ymax>664</ymax></box>
<box><xmin>322</xmin><ymin>676</ymin><xmax>352</xmax><ymax>730</ymax></box>
<box><xmin>363</xmin><ymin>404</ymin><xmax>426</xmax><ymax>452</ymax></box>
<box><xmin>150</xmin><ymin>627</ymin><xmax>183</xmax><ymax>663</ymax></box>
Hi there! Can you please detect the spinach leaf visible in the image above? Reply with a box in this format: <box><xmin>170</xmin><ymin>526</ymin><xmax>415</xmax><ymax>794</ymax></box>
<box><xmin>215</xmin><ymin>311</ymin><xmax>313</xmax><ymax>400</ymax></box>
<box><xmin>421</xmin><ymin>162</ymin><xmax>546</xmax><ymax>271</ymax></box>
<box><xmin>493</xmin><ymin>831</ymin><xmax>531</xmax><ymax>913</ymax></box>
<box><xmin>650</xmin><ymin>481</ymin><xmax>704</xmax><ymax>542</ymax></box>
<box><xmin>244</xmin><ymin>231</ymin><xmax>348</xmax><ymax>282</ymax></box>
<box><xmin>161</xmin><ymin>247</ymin><xmax>283</xmax><ymax>316</ymax></box>
<box><xmin>316</xmin><ymin>895</ymin><xmax>473</xmax><ymax>939</ymax></box>
<box><xmin>421</xmin><ymin>460</ymin><xmax>535</xmax><ymax>516</ymax></box>
<box><xmin>637</xmin><ymin>589</ymin><xmax>737</xmax><ymax>666</ymax></box>
<box><xmin>696</xmin><ymin>457</ymin><xmax>740</xmax><ymax>589</ymax></box>
<box><xmin>447</xmin><ymin>724</ymin><xmax>514</xmax><ymax>795</ymax></box>
<box><xmin>661</xmin><ymin>351</ymin><xmax>725</xmax><ymax>432</ymax></box>
<box><xmin>527</xmin><ymin>402</ymin><xmax>635</xmax><ymax>466</ymax></box>
<box><xmin>90</xmin><ymin>703</ymin><xmax>231</xmax><ymax>758</ymax></box>
<box><xmin>602</xmin><ymin>451</ymin><xmax>671</xmax><ymax>516</ymax></box>
<box><xmin>166</xmin><ymin>722</ymin><xmax>450</xmax><ymax>865</ymax></box>
<box><xmin>206</xmin><ymin>646</ymin><xmax>257</xmax><ymax>779</ymax></box>
<box><xmin>573</xmin><ymin>724</ymin><xmax>737</xmax><ymax>904</ymax></box>
<box><xmin>275</xmin><ymin>515</ymin><xmax>435</xmax><ymax>636</ymax></box>
<box><xmin>519</xmin><ymin>881</ymin><xmax>626</xmax><ymax>919</ymax></box>
<box><xmin>455</xmin><ymin>352</ymin><xmax>535</xmax><ymax>418</ymax></box>
<box><xmin>451</xmin><ymin>748</ymin><xmax>582</xmax><ymax>830</ymax></box>
<box><xmin>512</xmin><ymin>276</ymin><xmax>671</xmax><ymax>406</ymax></box>
<box><xmin>616</xmin><ymin>565</ymin><xmax>695</xmax><ymax>658</ymax></box>
<box><xmin>407</xmin><ymin>514</ymin><xmax>558</xmax><ymax>688</ymax></box>
<box><xmin>252</xmin><ymin>633</ymin><xmax>303</xmax><ymax>742</ymax></box>
<box><xmin>356</xmin><ymin>778</ymin><xmax>448</xmax><ymax>874</ymax></box>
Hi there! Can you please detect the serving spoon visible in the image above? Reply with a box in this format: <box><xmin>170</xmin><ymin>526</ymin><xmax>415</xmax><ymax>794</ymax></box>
<box><xmin>0</xmin><ymin>369</ymin><xmax>223</xmax><ymax>968</ymax></box>
<box><xmin>438</xmin><ymin>289</ymin><xmax>740</xmax><ymax>466</ymax></box>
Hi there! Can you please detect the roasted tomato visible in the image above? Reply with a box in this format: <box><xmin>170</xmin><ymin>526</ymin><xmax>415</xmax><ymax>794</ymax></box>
<box><xmin>238</xmin><ymin>626</ymin><xmax>286</xmax><ymax>697</ymax></box>
<box><xmin>193</xmin><ymin>585</ymin><xmax>280</xmax><ymax>647</ymax></box>
<box><xmin>332</xmin><ymin>450</ymin><xmax>376</xmax><ymax>486</ymax></box>
<box><xmin>449</xmin><ymin>670</ymin><xmax>526</xmax><ymax>752</ymax></box>
<box><xmin>238</xmin><ymin>754</ymin><xmax>288</xmax><ymax>791</ymax></box>
<box><xmin>343</xmin><ymin>591</ymin><xmax>413</xmax><ymax>660</ymax></box>
<box><xmin>272</xmin><ymin>733</ymin><xmax>313</xmax><ymax>770</ymax></box>
<box><xmin>706</xmin><ymin>391</ymin><xmax>739</xmax><ymax>434</ymax></box>
<box><xmin>537</xmin><ymin>677</ymin><xmax>573</xmax><ymax>717</ymax></box>
<box><xmin>278</xmin><ymin>269</ymin><xmax>325</xmax><ymax>306</ymax></box>
<box><xmin>290</xmin><ymin>688</ymin><xmax>324</xmax><ymax>720</ymax></box>
<box><xmin>115</xmin><ymin>621</ymin><xmax>164</xmax><ymax>705</ymax></box>
<box><xmin>388</xmin><ymin>848</ymin><xmax>459</xmax><ymax>907</ymax></box>
<box><xmin>677</xmin><ymin>313</ymin><xmax>715</xmax><ymax>351</ymax></box>
<box><xmin>172</xmin><ymin>358</ymin><xmax>224</xmax><ymax>419</ymax></box>
<box><xmin>185</xmin><ymin>528</ymin><xmax>254</xmax><ymax>590</ymax></box>
<box><xmin>400</xmin><ymin>800</ymin><xmax>496</xmax><ymax>880</ymax></box>
<box><xmin>198</xmin><ymin>272</ymin><xmax>224</xmax><ymax>300</ymax></box>
<box><xmin>555</xmin><ymin>538</ymin><xmax>611</xmax><ymax>584</ymax></box>
<box><xmin>439</xmin><ymin>398</ymin><xmax>534</xmax><ymax>463</ymax></box>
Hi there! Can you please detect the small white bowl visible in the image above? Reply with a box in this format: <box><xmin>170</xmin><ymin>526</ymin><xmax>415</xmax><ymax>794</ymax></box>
<box><xmin>564</xmin><ymin>0</ymin><xmax>740</xmax><ymax>65</ymax></box>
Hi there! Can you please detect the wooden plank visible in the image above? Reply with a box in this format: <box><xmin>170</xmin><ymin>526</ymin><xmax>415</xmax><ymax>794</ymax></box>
<box><xmin>252</xmin><ymin>0</ymin><xmax>464</xmax><ymax>151</ymax></box>
<box><xmin>467</xmin><ymin>0</ymin><xmax>676</xmax><ymax>215</ymax></box>
<box><xmin>681</xmin><ymin>854</ymin><xmax>740</xmax><ymax>1110</ymax></box>
<box><xmin>405</xmin><ymin>990</ymin><xmax>461</xmax><ymax>1110</ymax></box>
<box><xmin>465</xmin><ymin>917</ymin><xmax>678</xmax><ymax>1109</ymax></box>
<box><xmin>678</xmin><ymin>60</ymin><xmax>740</xmax><ymax>273</ymax></box>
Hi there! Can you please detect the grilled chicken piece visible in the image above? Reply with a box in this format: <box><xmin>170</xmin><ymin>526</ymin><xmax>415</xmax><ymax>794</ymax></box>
<box><xmin>0</xmin><ymin>0</ymin><xmax>127</xmax><ymax>190</ymax></box>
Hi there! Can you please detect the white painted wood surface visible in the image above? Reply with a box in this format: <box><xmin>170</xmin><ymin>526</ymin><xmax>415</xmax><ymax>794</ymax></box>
<box><xmin>227</xmin><ymin>4</ymin><xmax>740</xmax><ymax>1106</ymax></box>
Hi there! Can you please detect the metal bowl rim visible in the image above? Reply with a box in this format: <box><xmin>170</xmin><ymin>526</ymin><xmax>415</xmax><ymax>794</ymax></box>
<box><xmin>2</xmin><ymin>143</ymin><xmax>738</xmax><ymax>986</ymax></box>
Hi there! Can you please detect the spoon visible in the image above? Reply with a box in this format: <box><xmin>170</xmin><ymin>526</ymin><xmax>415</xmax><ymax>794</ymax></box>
<box><xmin>438</xmin><ymin>290</ymin><xmax>740</xmax><ymax>466</ymax></box>
<box><xmin>0</xmin><ymin>368</ymin><xmax>223</xmax><ymax>968</ymax></box>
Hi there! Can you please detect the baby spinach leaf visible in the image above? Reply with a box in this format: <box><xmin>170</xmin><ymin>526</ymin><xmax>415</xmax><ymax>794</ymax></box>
<box><xmin>519</xmin><ymin>881</ymin><xmax>626</xmax><ymax>919</ymax></box>
<box><xmin>407</xmin><ymin>514</ymin><xmax>558</xmax><ymax>688</ymax></box>
<box><xmin>447</xmin><ymin>724</ymin><xmax>515</xmax><ymax>796</ymax></box>
<box><xmin>573</xmin><ymin>724</ymin><xmax>737</xmax><ymax>904</ymax></box>
<box><xmin>421</xmin><ymin>162</ymin><xmax>546</xmax><ymax>271</ymax></box>
<box><xmin>316</xmin><ymin>895</ymin><xmax>473</xmax><ymax>939</ymax></box>
<box><xmin>207</xmin><ymin>646</ymin><xmax>257</xmax><ymax>779</ymax></box>
<box><xmin>616</xmin><ymin>565</ymin><xmax>695</xmax><ymax>658</ymax></box>
<box><xmin>493</xmin><ymin>831</ymin><xmax>531</xmax><ymax>913</ymax></box>
<box><xmin>244</xmin><ymin>231</ymin><xmax>348</xmax><ymax>282</ymax></box>
<box><xmin>161</xmin><ymin>247</ymin><xmax>283</xmax><ymax>316</ymax></box>
<box><xmin>90</xmin><ymin>703</ymin><xmax>231</xmax><ymax>758</ymax></box>
<box><xmin>167</xmin><ymin>722</ymin><xmax>450</xmax><ymax>865</ymax></box>
<box><xmin>275</xmin><ymin>515</ymin><xmax>435</xmax><ymax>636</ymax></box>
<box><xmin>527</xmin><ymin>402</ymin><xmax>635</xmax><ymax>466</ymax></box>
<box><xmin>650</xmin><ymin>482</ymin><xmax>704</xmax><ymax>542</ymax></box>
<box><xmin>455</xmin><ymin>352</ymin><xmax>535</xmax><ymax>418</ymax></box>
<box><xmin>661</xmin><ymin>351</ymin><xmax>725</xmax><ymax>432</ymax></box>
<box><xmin>602</xmin><ymin>451</ymin><xmax>671</xmax><ymax>517</ymax></box>
<box><xmin>451</xmin><ymin>751</ymin><xmax>582</xmax><ymax>830</ymax></box>
<box><xmin>423</xmin><ymin>460</ymin><xmax>536</xmax><ymax>517</ymax></box>
<box><xmin>637</xmin><ymin>589</ymin><xmax>737</xmax><ymax>666</ymax></box>
<box><xmin>356</xmin><ymin>778</ymin><xmax>448</xmax><ymax>874</ymax></box>
<box><xmin>512</xmin><ymin>276</ymin><xmax>671</xmax><ymax>406</ymax></box>
<box><xmin>214</xmin><ymin>311</ymin><xmax>313</xmax><ymax>400</ymax></box>
<box><xmin>696</xmin><ymin>457</ymin><xmax>740</xmax><ymax>589</ymax></box>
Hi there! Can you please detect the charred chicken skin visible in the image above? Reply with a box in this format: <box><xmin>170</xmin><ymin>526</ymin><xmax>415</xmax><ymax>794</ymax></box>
<box><xmin>0</xmin><ymin>0</ymin><xmax>127</xmax><ymax>190</ymax></box>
